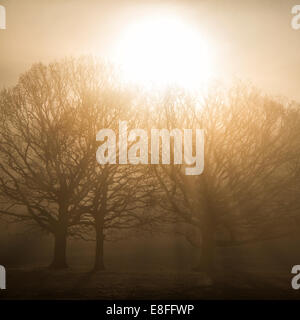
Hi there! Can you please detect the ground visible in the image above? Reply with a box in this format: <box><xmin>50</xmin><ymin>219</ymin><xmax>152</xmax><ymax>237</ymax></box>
<box><xmin>0</xmin><ymin>267</ymin><xmax>299</xmax><ymax>300</ymax></box>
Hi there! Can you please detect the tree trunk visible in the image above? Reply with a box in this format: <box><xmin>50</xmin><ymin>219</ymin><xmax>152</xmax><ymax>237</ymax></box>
<box><xmin>50</xmin><ymin>203</ymin><xmax>68</xmax><ymax>269</ymax></box>
<box><xmin>50</xmin><ymin>227</ymin><xmax>68</xmax><ymax>269</ymax></box>
<box><xmin>93</xmin><ymin>226</ymin><xmax>105</xmax><ymax>271</ymax></box>
<box><xmin>193</xmin><ymin>204</ymin><xmax>216</xmax><ymax>274</ymax></box>
<box><xmin>195</xmin><ymin>226</ymin><xmax>215</xmax><ymax>273</ymax></box>
<box><xmin>93</xmin><ymin>182</ymin><xmax>107</xmax><ymax>271</ymax></box>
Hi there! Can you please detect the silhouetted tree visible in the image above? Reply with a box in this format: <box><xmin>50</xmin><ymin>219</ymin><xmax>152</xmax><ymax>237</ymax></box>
<box><xmin>148</xmin><ymin>85</ymin><xmax>300</xmax><ymax>277</ymax></box>
<box><xmin>0</xmin><ymin>57</ymin><xmax>160</xmax><ymax>270</ymax></box>
<box><xmin>0</xmin><ymin>58</ymin><xmax>118</xmax><ymax>268</ymax></box>
<box><xmin>73</xmin><ymin>103</ymin><xmax>159</xmax><ymax>270</ymax></box>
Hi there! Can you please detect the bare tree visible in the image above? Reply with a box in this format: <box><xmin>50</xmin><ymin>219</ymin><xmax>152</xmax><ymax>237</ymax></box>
<box><xmin>148</xmin><ymin>85</ymin><xmax>300</xmax><ymax>275</ymax></box>
<box><xmin>0</xmin><ymin>57</ymin><xmax>161</xmax><ymax>270</ymax></box>
<box><xmin>0</xmin><ymin>58</ymin><xmax>121</xmax><ymax>268</ymax></box>
<box><xmin>71</xmin><ymin>94</ymin><xmax>161</xmax><ymax>271</ymax></box>
<box><xmin>77</xmin><ymin>164</ymin><xmax>158</xmax><ymax>271</ymax></box>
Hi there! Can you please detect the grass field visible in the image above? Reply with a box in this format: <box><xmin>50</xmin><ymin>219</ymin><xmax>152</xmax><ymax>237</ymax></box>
<box><xmin>0</xmin><ymin>267</ymin><xmax>299</xmax><ymax>300</ymax></box>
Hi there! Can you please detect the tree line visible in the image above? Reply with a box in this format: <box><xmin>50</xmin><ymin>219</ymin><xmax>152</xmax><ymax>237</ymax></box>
<box><xmin>1</xmin><ymin>57</ymin><xmax>300</xmax><ymax>274</ymax></box>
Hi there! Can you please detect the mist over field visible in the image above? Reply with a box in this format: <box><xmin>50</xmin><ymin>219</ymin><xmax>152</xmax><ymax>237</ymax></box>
<box><xmin>1</xmin><ymin>0</ymin><xmax>300</xmax><ymax>300</ymax></box>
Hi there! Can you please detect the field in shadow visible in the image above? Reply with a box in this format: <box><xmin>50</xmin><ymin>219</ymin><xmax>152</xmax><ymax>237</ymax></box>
<box><xmin>0</xmin><ymin>267</ymin><xmax>299</xmax><ymax>300</ymax></box>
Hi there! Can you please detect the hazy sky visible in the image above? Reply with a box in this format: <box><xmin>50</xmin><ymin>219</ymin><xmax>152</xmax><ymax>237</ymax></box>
<box><xmin>0</xmin><ymin>0</ymin><xmax>300</xmax><ymax>101</ymax></box>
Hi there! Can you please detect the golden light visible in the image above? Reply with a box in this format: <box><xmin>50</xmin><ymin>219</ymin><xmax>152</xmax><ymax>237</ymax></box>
<box><xmin>112</xmin><ymin>14</ymin><xmax>214</xmax><ymax>90</ymax></box>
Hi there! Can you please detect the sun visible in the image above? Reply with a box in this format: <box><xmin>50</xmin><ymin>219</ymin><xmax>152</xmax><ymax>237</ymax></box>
<box><xmin>112</xmin><ymin>14</ymin><xmax>214</xmax><ymax>90</ymax></box>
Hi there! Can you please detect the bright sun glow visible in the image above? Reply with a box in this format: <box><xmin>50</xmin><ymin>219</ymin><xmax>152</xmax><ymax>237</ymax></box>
<box><xmin>113</xmin><ymin>14</ymin><xmax>214</xmax><ymax>90</ymax></box>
